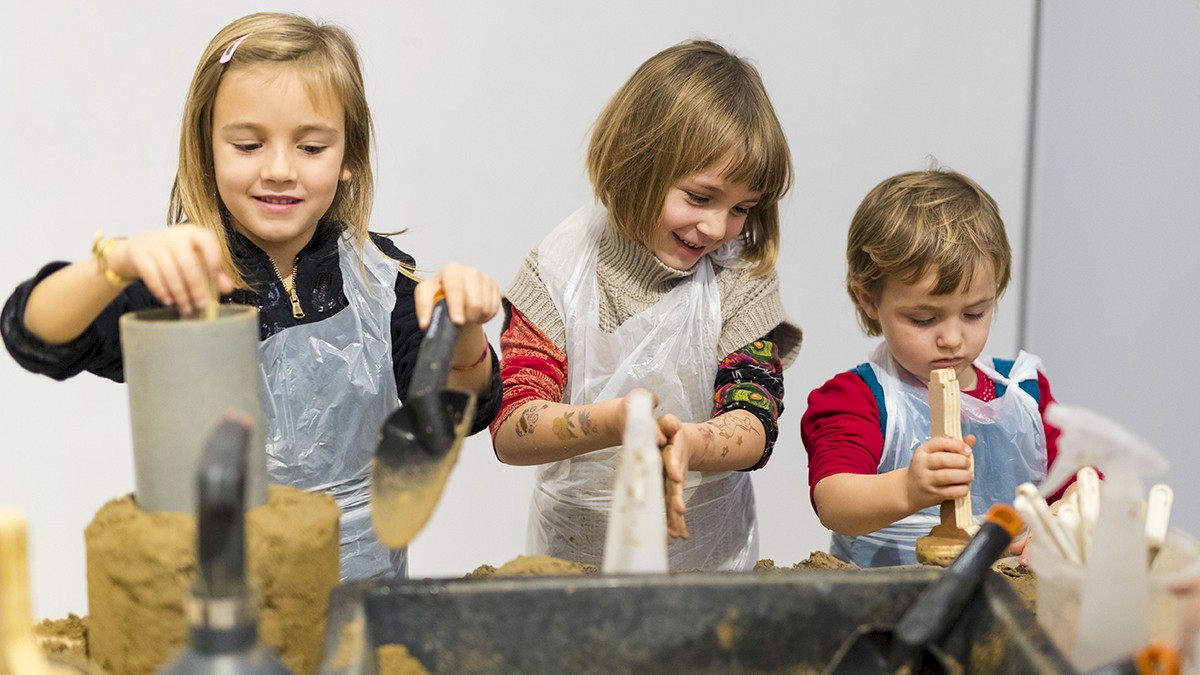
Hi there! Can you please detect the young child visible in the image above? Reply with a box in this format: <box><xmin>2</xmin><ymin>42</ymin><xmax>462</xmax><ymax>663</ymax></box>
<box><xmin>801</xmin><ymin>169</ymin><xmax>1064</xmax><ymax>567</ymax></box>
<box><xmin>490</xmin><ymin>40</ymin><xmax>802</xmax><ymax>571</ymax></box>
<box><xmin>0</xmin><ymin>13</ymin><xmax>501</xmax><ymax>581</ymax></box>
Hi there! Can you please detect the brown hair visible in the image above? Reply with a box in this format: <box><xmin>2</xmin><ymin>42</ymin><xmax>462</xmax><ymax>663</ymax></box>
<box><xmin>168</xmin><ymin>12</ymin><xmax>374</xmax><ymax>288</ymax></box>
<box><xmin>846</xmin><ymin>169</ymin><xmax>1012</xmax><ymax>336</ymax></box>
<box><xmin>586</xmin><ymin>40</ymin><xmax>792</xmax><ymax>275</ymax></box>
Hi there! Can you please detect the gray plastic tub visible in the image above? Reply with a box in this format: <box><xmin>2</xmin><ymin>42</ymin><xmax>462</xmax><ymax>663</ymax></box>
<box><xmin>318</xmin><ymin>568</ymin><xmax>1074</xmax><ymax>674</ymax></box>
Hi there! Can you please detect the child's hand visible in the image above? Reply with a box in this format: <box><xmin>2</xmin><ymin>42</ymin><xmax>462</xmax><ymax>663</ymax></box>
<box><xmin>656</xmin><ymin>412</ymin><xmax>690</xmax><ymax>538</ymax></box>
<box><xmin>905</xmin><ymin>434</ymin><xmax>976</xmax><ymax>512</ymax></box>
<box><xmin>414</xmin><ymin>263</ymin><xmax>500</xmax><ymax>329</ymax></box>
<box><xmin>110</xmin><ymin>225</ymin><xmax>233</xmax><ymax>314</ymax></box>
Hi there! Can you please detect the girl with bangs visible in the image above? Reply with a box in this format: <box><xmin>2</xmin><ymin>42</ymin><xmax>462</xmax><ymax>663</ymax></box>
<box><xmin>491</xmin><ymin>40</ymin><xmax>802</xmax><ymax>571</ymax></box>
<box><xmin>2</xmin><ymin>13</ymin><xmax>502</xmax><ymax>580</ymax></box>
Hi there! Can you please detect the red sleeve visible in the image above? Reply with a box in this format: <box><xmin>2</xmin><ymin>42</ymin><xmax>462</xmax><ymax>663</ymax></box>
<box><xmin>489</xmin><ymin>306</ymin><xmax>567</xmax><ymax>437</ymax></box>
<box><xmin>800</xmin><ymin>371</ymin><xmax>885</xmax><ymax>515</ymax></box>
<box><xmin>1037</xmin><ymin>370</ymin><xmax>1079</xmax><ymax>501</ymax></box>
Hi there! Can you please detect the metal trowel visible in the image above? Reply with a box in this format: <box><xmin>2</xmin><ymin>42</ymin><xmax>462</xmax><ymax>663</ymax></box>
<box><xmin>371</xmin><ymin>297</ymin><xmax>477</xmax><ymax>550</ymax></box>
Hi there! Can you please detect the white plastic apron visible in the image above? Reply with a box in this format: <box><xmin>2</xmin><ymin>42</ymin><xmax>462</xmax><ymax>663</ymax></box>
<box><xmin>529</xmin><ymin>203</ymin><xmax>758</xmax><ymax>571</ymax></box>
<box><xmin>258</xmin><ymin>233</ymin><xmax>405</xmax><ymax>580</ymax></box>
<box><xmin>831</xmin><ymin>343</ymin><xmax>1047</xmax><ymax>567</ymax></box>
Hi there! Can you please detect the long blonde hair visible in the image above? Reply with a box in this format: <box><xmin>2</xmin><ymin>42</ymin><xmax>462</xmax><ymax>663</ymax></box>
<box><xmin>169</xmin><ymin>12</ymin><xmax>374</xmax><ymax>288</ymax></box>
<box><xmin>846</xmin><ymin>169</ymin><xmax>1012</xmax><ymax>336</ymax></box>
<box><xmin>587</xmin><ymin>40</ymin><xmax>793</xmax><ymax>276</ymax></box>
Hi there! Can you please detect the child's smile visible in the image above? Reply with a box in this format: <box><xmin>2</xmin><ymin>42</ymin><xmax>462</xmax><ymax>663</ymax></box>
<box><xmin>652</xmin><ymin>162</ymin><xmax>760</xmax><ymax>271</ymax></box>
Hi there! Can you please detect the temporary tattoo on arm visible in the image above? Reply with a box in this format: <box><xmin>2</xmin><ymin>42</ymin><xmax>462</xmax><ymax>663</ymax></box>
<box><xmin>712</xmin><ymin>413</ymin><xmax>760</xmax><ymax>442</ymax></box>
<box><xmin>552</xmin><ymin>411</ymin><xmax>579</xmax><ymax>441</ymax></box>
<box><xmin>515</xmin><ymin>404</ymin><xmax>548</xmax><ymax>438</ymax></box>
<box><xmin>578</xmin><ymin>409</ymin><xmax>600</xmax><ymax>436</ymax></box>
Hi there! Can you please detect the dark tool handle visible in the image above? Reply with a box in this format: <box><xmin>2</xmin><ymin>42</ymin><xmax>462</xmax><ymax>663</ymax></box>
<box><xmin>408</xmin><ymin>297</ymin><xmax>461</xmax><ymax>452</ymax></box>
<box><xmin>196</xmin><ymin>416</ymin><xmax>250</xmax><ymax>598</ymax></box>
<box><xmin>890</xmin><ymin>504</ymin><xmax>1022</xmax><ymax>670</ymax></box>
<box><xmin>1086</xmin><ymin>643</ymin><xmax>1180</xmax><ymax>675</ymax></box>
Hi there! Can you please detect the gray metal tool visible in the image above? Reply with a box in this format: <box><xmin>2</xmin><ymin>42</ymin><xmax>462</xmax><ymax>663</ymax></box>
<box><xmin>156</xmin><ymin>416</ymin><xmax>290</xmax><ymax>675</ymax></box>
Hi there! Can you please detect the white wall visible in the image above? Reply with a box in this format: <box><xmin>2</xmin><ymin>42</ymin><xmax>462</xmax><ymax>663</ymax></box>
<box><xmin>1026</xmin><ymin>1</ymin><xmax>1200</xmax><ymax>531</ymax></box>
<box><xmin>0</xmin><ymin>1</ymin><xmax>1035</xmax><ymax>618</ymax></box>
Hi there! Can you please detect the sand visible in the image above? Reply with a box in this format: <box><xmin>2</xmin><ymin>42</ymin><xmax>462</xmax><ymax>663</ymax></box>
<box><xmin>84</xmin><ymin>484</ymin><xmax>339</xmax><ymax>675</ymax></box>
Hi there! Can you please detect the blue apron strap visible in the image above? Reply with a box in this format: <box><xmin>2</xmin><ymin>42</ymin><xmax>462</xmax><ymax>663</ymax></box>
<box><xmin>851</xmin><ymin>363</ymin><xmax>887</xmax><ymax>438</ymax></box>
<box><xmin>990</xmin><ymin>357</ymin><xmax>1040</xmax><ymax>403</ymax></box>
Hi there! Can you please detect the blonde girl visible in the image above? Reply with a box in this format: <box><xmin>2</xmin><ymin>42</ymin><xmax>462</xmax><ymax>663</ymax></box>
<box><xmin>2</xmin><ymin>13</ymin><xmax>501</xmax><ymax>580</ymax></box>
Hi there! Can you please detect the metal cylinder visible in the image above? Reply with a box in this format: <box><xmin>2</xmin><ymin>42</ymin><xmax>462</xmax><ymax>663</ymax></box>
<box><xmin>120</xmin><ymin>304</ymin><xmax>268</xmax><ymax>513</ymax></box>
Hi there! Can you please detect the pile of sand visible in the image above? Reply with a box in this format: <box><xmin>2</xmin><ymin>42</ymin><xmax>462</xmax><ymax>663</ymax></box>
<box><xmin>84</xmin><ymin>484</ymin><xmax>339</xmax><ymax>675</ymax></box>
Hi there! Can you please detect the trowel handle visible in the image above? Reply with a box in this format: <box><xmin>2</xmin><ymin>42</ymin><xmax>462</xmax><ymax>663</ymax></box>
<box><xmin>410</xmin><ymin>297</ymin><xmax>459</xmax><ymax>400</ymax></box>
<box><xmin>408</xmin><ymin>297</ymin><xmax>461</xmax><ymax>451</ymax></box>
<box><xmin>893</xmin><ymin>505</ymin><xmax>1022</xmax><ymax>656</ymax></box>
<box><xmin>196</xmin><ymin>417</ymin><xmax>250</xmax><ymax>598</ymax></box>
<box><xmin>1084</xmin><ymin>643</ymin><xmax>1180</xmax><ymax>675</ymax></box>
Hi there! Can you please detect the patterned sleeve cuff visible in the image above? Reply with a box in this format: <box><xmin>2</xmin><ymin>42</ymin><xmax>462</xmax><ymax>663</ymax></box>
<box><xmin>713</xmin><ymin>339</ymin><xmax>784</xmax><ymax>471</ymax></box>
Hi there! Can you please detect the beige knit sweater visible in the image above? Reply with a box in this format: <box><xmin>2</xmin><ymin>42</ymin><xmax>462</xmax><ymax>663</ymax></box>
<box><xmin>505</xmin><ymin>222</ymin><xmax>802</xmax><ymax>367</ymax></box>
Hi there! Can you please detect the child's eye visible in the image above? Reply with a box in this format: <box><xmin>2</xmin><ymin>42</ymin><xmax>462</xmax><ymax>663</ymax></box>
<box><xmin>300</xmin><ymin>145</ymin><xmax>327</xmax><ymax>155</ymax></box>
<box><xmin>233</xmin><ymin>143</ymin><xmax>261</xmax><ymax>152</ymax></box>
<box><xmin>685</xmin><ymin>191</ymin><xmax>709</xmax><ymax>205</ymax></box>
<box><xmin>964</xmin><ymin>312</ymin><xmax>986</xmax><ymax>321</ymax></box>
<box><xmin>732</xmin><ymin>205</ymin><xmax>751</xmax><ymax>217</ymax></box>
<box><xmin>910</xmin><ymin>317</ymin><xmax>935</xmax><ymax>327</ymax></box>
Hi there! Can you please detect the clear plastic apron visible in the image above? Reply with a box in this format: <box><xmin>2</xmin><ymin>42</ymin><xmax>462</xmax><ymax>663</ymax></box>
<box><xmin>258</xmin><ymin>233</ymin><xmax>405</xmax><ymax>580</ymax></box>
<box><xmin>831</xmin><ymin>343</ymin><xmax>1047</xmax><ymax>567</ymax></box>
<box><xmin>530</xmin><ymin>203</ymin><xmax>758</xmax><ymax>571</ymax></box>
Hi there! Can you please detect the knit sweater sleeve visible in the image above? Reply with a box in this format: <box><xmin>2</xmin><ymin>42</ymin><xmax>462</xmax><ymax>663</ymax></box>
<box><xmin>800</xmin><ymin>370</ymin><xmax>884</xmax><ymax>514</ymax></box>
<box><xmin>716</xmin><ymin>266</ymin><xmax>802</xmax><ymax>369</ymax></box>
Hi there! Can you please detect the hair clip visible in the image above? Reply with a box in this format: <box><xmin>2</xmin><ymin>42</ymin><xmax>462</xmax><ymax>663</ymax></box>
<box><xmin>219</xmin><ymin>34</ymin><xmax>251</xmax><ymax>64</ymax></box>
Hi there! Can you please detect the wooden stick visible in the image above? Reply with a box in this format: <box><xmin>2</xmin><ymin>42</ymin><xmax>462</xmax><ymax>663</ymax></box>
<box><xmin>1145</xmin><ymin>483</ymin><xmax>1173</xmax><ymax>566</ymax></box>
<box><xmin>0</xmin><ymin>511</ymin><xmax>57</xmax><ymax>675</ymax></box>
<box><xmin>203</xmin><ymin>278</ymin><xmax>219</xmax><ymax>321</ymax></box>
<box><xmin>929</xmin><ymin>368</ymin><xmax>974</xmax><ymax>532</ymax></box>
<box><xmin>916</xmin><ymin>369</ymin><xmax>977</xmax><ymax>565</ymax></box>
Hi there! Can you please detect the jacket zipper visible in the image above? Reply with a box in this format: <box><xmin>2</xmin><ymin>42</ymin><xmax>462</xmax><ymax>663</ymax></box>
<box><xmin>268</xmin><ymin>257</ymin><xmax>305</xmax><ymax>319</ymax></box>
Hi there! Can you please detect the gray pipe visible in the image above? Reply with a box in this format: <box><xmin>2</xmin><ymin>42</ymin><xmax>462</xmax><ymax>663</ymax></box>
<box><xmin>120</xmin><ymin>305</ymin><xmax>268</xmax><ymax>513</ymax></box>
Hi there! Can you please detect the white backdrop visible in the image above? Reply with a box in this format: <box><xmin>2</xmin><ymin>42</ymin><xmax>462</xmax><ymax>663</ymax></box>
<box><xmin>0</xmin><ymin>1</ymin><xmax>1036</xmax><ymax>618</ymax></box>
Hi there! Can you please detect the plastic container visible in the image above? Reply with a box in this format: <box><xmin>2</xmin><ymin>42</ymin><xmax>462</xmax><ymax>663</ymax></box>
<box><xmin>121</xmin><ymin>304</ymin><xmax>268</xmax><ymax>513</ymax></box>
<box><xmin>1029</xmin><ymin>527</ymin><xmax>1200</xmax><ymax>669</ymax></box>
<box><xmin>319</xmin><ymin>568</ymin><xmax>1075</xmax><ymax>674</ymax></box>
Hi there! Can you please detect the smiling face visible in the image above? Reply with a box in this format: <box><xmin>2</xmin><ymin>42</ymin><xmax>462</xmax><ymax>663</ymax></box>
<box><xmin>651</xmin><ymin>162</ymin><xmax>761</xmax><ymax>271</ymax></box>
<box><xmin>854</xmin><ymin>263</ymin><xmax>998</xmax><ymax>390</ymax></box>
<box><xmin>212</xmin><ymin>63</ymin><xmax>350</xmax><ymax>269</ymax></box>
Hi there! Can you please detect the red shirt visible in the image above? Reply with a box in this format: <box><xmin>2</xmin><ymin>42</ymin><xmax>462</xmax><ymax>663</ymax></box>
<box><xmin>801</xmin><ymin>366</ymin><xmax>1063</xmax><ymax>514</ymax></box>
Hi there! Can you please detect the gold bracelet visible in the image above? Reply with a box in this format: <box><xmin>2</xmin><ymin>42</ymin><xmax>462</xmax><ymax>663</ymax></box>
<box><xmin>450</xmin><ymin>344</ymin><xmax>490</xmax><ymax>371</ymax></box>
<box><xmin>91</xmin><ymin>230</ymin><xmax>133</xmax><ymax>288</ymax></box>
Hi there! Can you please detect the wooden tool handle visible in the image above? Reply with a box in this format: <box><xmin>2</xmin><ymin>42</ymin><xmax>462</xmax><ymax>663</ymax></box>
<box><xmin>1</xmin><ymin>510</ymin><xmax>57</xmax><ymax>675</ymax></box>
<box><xmin>929</xmin><ymin>369</ymin><xmax>973</xmax><ymax>530</ymax></box>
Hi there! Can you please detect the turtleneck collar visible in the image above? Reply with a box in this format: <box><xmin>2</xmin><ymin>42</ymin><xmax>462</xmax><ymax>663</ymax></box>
<box><xmin>595</xmin><ymin>222</ymin><xmax>699</xmax><ymax>295</ymax></box>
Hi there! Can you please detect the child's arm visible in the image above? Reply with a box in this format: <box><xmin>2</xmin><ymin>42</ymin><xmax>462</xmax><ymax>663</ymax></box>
<box><xmin>488</xmin><ymin>305</ymin><xmax>634</xmax><ymax>464</ymax></box>
<box><xmin>494</xmin><ymin>395</ymin><xmax>639</xmax><ymax>465</ymax></box>
<box><xmin>813</xmin><ymin>435</ymin><xmax>974</xmax><ymax>536</ymax></box>
<box><xmin>801</xmin><ymin>371</ymin><xmax>974</xmax><ymax>536</ymax></box>
<box><xmin>23</xmin><ymin>226</ymin><xmax>231</xmax><ymax>344</ymax></box>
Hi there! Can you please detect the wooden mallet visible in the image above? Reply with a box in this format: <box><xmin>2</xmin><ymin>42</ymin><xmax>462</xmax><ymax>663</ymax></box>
<box><xmin>915</xmin><ymin>368</ymin><xmax>979</xmax><ymax>566</ymax></box>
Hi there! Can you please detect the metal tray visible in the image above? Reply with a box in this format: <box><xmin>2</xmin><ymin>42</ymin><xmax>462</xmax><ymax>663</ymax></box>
<box><xmin>319</xmin><ymin>568</ymin><xmax>1074</xmax><ymax>674</ymax></box>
